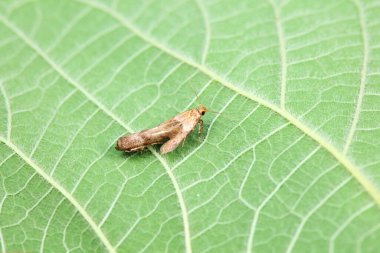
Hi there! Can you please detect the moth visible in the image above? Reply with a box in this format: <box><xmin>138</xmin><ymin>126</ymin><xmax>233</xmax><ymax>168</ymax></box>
<box><xmin>115</xmin><ymin>104</ymin><xmax>207</xmax><ymax>154</ymax></box>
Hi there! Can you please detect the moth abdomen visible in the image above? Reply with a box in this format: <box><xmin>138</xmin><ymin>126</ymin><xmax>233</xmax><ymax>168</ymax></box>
<box><xmin>115</xmin><ymin>132</ymin><xmax>168</xmax><ymax>152</ymax></box>
<box><xmin>115</xmin><ymin>134</ymin><xmax>144</xmax><ymax>151</ymax></box>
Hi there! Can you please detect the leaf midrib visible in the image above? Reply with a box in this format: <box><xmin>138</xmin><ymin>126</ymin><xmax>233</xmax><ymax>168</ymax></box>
<box><xmin>0</xmin><ymin>1</ymin><xmax>378</xmax><ymax>252</ymax></box>
<box><xmin>75</xmin><ymin>0</ymin><xmax>380</xmax><ymax>204</ymax></box>
<box><xmin>0</xmin><ymin>136</ymin><xmax>116</xmax><ymax>253</ymax></box>
<box><xmin>0</xmin><ymin>15</ymin><xmax>192</xmax><ymax>253</ymax></box>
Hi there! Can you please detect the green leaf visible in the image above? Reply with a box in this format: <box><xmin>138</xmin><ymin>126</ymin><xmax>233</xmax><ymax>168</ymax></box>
<box><xmin>0</xmin><ymin>0</ymin><xmax>379</xmax><ymax>252</ymax></box>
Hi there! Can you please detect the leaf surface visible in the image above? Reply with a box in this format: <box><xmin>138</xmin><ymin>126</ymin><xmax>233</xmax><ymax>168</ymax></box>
<box><xmin>0</xmin><ymin>0</ymin><xmax>379</xmax><ymax>252</ymax></box>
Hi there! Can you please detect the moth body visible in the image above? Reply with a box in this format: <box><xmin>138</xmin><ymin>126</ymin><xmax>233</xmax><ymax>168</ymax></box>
<box><xmin>115</xmin><ymin>105</ymin><xmax>207</xmax><ymax>154</ymax></box>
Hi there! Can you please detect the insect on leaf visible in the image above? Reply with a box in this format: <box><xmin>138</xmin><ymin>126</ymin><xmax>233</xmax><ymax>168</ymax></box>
<box><xmin>0</xmin><ymin>0</ymin><xmax>379</xmax><ymax>253</ymax></box>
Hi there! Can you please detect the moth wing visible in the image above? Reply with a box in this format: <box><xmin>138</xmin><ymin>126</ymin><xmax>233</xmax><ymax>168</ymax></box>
<box><xmin>142</xmin><ymin>118</ymin><xmax>182</xmax><ymax>138</ymax></box>
<box><xmin>157</xmin><ymin>118</ymin><xmax>183</xmax><ymax>132</ymax></box>
<box><xmin>160</xmin><ymin>130</ymin><xmax>191</xmax><ymax>154</ymax></box>
<box><xmin>160</xmin><ymin>110</ymin><xmax>201</xmax><ymax>154</ymax></box>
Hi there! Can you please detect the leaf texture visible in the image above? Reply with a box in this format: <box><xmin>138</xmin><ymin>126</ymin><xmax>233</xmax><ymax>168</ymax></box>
<box><xmin>0</xmin><ymin>0</ymin><xmax>379</xmax><ymax>252</ymax></box>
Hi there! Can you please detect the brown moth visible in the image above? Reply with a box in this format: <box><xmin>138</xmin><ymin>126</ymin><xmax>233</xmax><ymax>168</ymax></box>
<box><xmin>115</xmin><ymin>104</ymin><xmax>207</xmax><ymax>154</ymax></box>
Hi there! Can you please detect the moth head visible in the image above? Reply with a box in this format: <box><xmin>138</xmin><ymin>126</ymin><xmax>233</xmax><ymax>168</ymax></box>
<box><xmin>198</xmin><ymin>104</ymin><xmax>207</xmax><ymax>116</ymax></box>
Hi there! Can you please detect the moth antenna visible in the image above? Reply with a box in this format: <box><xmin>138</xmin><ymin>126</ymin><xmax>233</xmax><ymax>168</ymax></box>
<box><xmin>189</xmin><ymin>83</ymin><xmax>202</xmax><ymax>105</ymax></box>
<box><xmin>209</xmin><ymin>110</ymin><xmax>236</xmax><ymax>121</ymax></box>
<box><xmin>209</xmin><ymin>110</ymin><xmax>221</xmax><ymax>114</ymax></box>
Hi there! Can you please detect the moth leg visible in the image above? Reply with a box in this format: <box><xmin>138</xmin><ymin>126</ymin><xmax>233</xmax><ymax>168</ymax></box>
<box><xmin>198</xmin><ymin>119</ymin><xmax>203</xmax><ymax>142</ymax></box>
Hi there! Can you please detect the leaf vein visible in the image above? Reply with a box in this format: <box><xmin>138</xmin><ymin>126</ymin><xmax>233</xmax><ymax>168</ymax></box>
<box><xmin>40</xmin><ymin>197</ymin><xmax>65</xmax><ymax>253</ymax></box>
<box><xmin>0</xmin><ymin>81</ymin><xmax>11</xmax><ymax>141</ymax></box>
<box><xmin>74</xmin><ymin>0</ymin><xmax>380</xmax><ymax>205</ymax></box>
<box><xmin>0</xmin><ymin>136</ymin><xmax>116</xmax><ymax>253</ymax></box>
<box><xmin>267</xmin><ymin>0</ymin><xmax>287</xmax><ymax>109</ymax></box>
<box><xmin>0</xmin><ymin>15</ymin><xmax>192</xmax><ymax>253</ymax></box>
<box><xmin>193</xmin><ymin>0</ymin><xmax>210</xmax><ymax>64</ymax></box>
<box><xmin>50</xmin><ymin>108</ymin><xmax>100</xmax><ymax>176</ymax></box>
<box><xmin>0</xmin><ymin>229</ymin><xmax>5</xmax><ymax>253</ymax></box>
<box><xmin>286</xmin><ymin>176</ymin><xmax>351</xmax><ymax>253</ymax></box>
<box><xmin>329</xmin><ymin>202</ymin><xmax>374</xmax><ymax>253</ymax></box>
<box><xmin>343</xmin><ymin>0</ymin><xmax>369</xmax><ymax>154</ymax></box>
<box><xmin>247</xmin><ymin>145</ymin><xmax>321</xmax><ymax>252</ymax></box>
